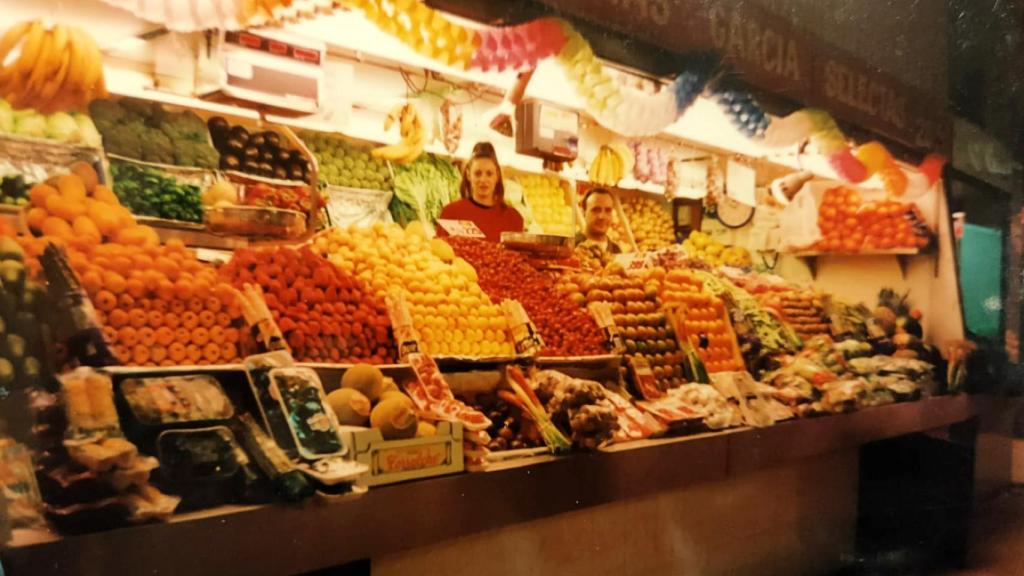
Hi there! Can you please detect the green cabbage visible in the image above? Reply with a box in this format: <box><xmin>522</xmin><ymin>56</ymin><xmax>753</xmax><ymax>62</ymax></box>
<box><xmin>45</xmin><ymin>112</ymin><xmax>80</xmax><ymax>142</ymax></box>
<box><xmin>13</xmin><ymin>112</ymin><xmax>45</xmax><ymax>139</ymax></box>
<box><xmin>74</xmin><ymin>114</ymin><xmax>101</xmax><ymax>147</ymax></box>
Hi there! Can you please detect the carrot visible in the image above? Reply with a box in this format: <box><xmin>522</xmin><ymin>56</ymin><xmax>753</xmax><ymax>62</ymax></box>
<box><xmin>137</xmin><ymin>327</ymin><xmax>156</xmax><ymax>347</ymax></box>
<box><xmin>192</xmin><ymin>327</ymin><xmax>210</xmax><ymax>346</ymax></box>
<box><xmin>201</xmin><ymin>342</ymin><xmax>221</xmax><ymax>364</ymax></box>
<box><xmin>174</xmin><ymin>327</ymin><xmax>191</xmax><ymax>345</ymax></box>
<box><xmin>163</xmin><ymin>312</ymin><xmax>181</xmax><ymax>329</ymax></box>
<box><xmin>168</xmin><ymin>342</ymin><xmax>187</xmax><ymax>363</ymax></box>
<box><xmin>185</xmin><ymin>344</ymin><xmax>203</xmax><ymax>364</ymax></box>
<box><xmin>131</xmin><ymin>345</ymin><xmax>151</xmax><ymax>366</ymax></box>
<box><xmin>188</xmin><ymin>298</ymin><xmax>205</xmax><ymax>314</ymax></box>
<box><xmin>155</xmin><ymin>326</ymin><xmax>174</xmax><ymax>346</ymax></box>
<box><xmin>198</xmin><ymin>310</ymin><xmax>216</xmax><ymax>328</ymax></box>
<box><xmin>181</xmin><ymin>312</ymin><xmax>199</xmax><ymax>330</ymax></box>
<box><xmin>128</xmin><ymin>309</ymin><xmax>148</xmax><ymax>329</ymax></box>
<box><xmin>94</xmin><ymin>290</ymin><xmax>117</xmax><ymax>312</ymax></box>
<box><xmin>117</xmin><ymin>326</ymin><xmax>138</xmax><ymax>347</ymax></box>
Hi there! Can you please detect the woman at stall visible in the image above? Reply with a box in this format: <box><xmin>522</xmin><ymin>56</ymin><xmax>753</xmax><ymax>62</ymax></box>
<box><xmin>437</xmin><ymin>142</ymin><xmax>523</xmax><ymax>242</ymax></box>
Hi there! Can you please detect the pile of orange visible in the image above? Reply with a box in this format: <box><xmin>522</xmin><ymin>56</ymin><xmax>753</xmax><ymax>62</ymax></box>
<box><xmin>17</xmin><ymin>234</ymin><xmax>246</xmax><ymax>367</ymax></box>
<box><xmin>24</xmin><ymin>162</ymin><xmax>155</xmax><ymax>248</ymax></box>
<box><xmin>814</xmin><ymin>187</ymin><xmax>929</xmax><ymax>252</ymax></box>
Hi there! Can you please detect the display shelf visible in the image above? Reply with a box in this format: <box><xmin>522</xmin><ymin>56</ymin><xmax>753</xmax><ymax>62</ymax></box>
<box><xmin>787</xmin><ymin>248</ymin><xmax>923</xmax><ymax>279</ymax></box>
<box><xmin>1</xmin><ymin>395</ymin><xmax>982</xmax><ymax>576</ymax></box>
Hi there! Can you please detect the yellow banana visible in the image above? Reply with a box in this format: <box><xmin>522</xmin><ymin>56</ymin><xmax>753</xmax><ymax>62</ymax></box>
<box><xmin>0</xmin><ymin>21</ymin><xmax>31</xmax><ymax>68</ymax></box>
<box><xmin>63</xmin><ymin>27</ymin><xmax>88</xmax><ymax>94</ymax></box>
<box><xmin>14</xmin><ymin>21</ymin><xmax>45</xmax><ymax>77</ymax></box>
<box><xmin>77</xmin><ymin>27</ymin><xmax>103</xmax><ymax>100</ymax></box>
<box><xmin>37</xmin><ymin>47</ymin><xmax>71</xmax><ymax>109</ymax></box>
<box><xmin>27</xmin><ymin>26</ymin><xmax>68</xmax><ymax>92</ymax></box>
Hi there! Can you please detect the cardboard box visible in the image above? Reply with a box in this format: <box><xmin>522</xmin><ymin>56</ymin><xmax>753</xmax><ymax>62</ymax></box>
<box><xmin>339</xmin><ymin>422</ymin><xmax>463</xmax><ymax>487</ymax></box>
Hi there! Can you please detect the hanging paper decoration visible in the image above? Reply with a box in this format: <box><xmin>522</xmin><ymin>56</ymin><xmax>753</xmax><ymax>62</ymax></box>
<box><xmin>918</xmin><ymin>154</ymin><xmax>946</xmax><ymax>186</ymax></box>
<box><xmin>853</xmin><ymin>141</ymin><xmax>906</xmax><ymax>196</ymax></box>
<box><xmin>852</xmin><ymin>141</ymin><xmax>891</xmax><ymax>176</ymax></box>
<box><xmin>471</xmin><ymin>18</ymin><xmax>567</xmax><ymax>72</ymax></box>
<box><xmin>556</xmin><ymin>24</ymin><xmax>693</xmax><ymax>137</ymax></box>
<box><xmin>827</xmin><ymin>148</ymin><xmax>868</xmax><ymax>183</ymax></box>
<box><xmin>762</xmin><ymin>110</ymin><xmax>816</xmax><ymax>148</ymax></box>
<box><xmin>351</xmin><ymin>0</ymin><xmax>480</xmax><ymax>68</ymax></box>
<box><xmin>708</xmin><ymin>77</ymin><xmax>771</xmax><ymax>138</ymax></box>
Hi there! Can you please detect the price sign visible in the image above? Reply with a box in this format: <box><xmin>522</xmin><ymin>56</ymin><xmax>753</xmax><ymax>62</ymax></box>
<box><xmin>587</xmin><ymin>301</ymin><xmax>624</xmax><ymax>353</ymax></box>
<box><xmin>501</xmin><ymin>299</ymin><xmax>543</xmax><ymax>356</ymax></box>
<box><xmin>386</xmin><ymin>290</ymin><xmax>420</xmax><ymax>361</ymax></box>
<box><xmin>436</xmin><ymin>219</ymin><xmax>486</xmax><ymax>238</ymax></box>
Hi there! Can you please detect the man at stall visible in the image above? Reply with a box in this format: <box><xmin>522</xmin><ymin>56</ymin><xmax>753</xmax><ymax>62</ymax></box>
<box><xmin>437</xmin><ymin>142</ymin><xmax>523</xmax><ymax>242</ymax></box>
<box><xmin>576</xmin><ymin>187</ymin><xmax>622</xmax><ymax>254</ymax></box>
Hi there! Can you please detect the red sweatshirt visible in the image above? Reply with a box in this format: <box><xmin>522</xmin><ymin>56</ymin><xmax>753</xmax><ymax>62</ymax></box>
<box><xmin>436</xmin><ymin>198</ymin><xmax>524</xmax><ymax>242</ymax></box>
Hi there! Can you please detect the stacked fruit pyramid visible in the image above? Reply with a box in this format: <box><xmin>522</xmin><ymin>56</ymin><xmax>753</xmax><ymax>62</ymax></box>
<box><xmin>517</xmin><ymin>175</ymin><xmax>574</xmax><ymax>236</ymax></box>
<box><xmin>18</xmin><ymin>164</ymin><xmax>245</xmax><ymax>367</ymax></box>
<box><xmin>559</xmin><ymin>269</ymin><xmax>685</xmax><ymax>390</ymax></box>
<box><xmin>309</xmin><ymin>223</ymin><xmax>515</xmax><ymax>357</ymax></box>
<box><xmin>445</xmin><ymin>237</ymin><xmax>606</xmax><ymax>357</ymax></box>
<box><xmin>218</xmin><ymin>246</ymin><xmax>397</xmax><ymax>364</ymax></box>
<box><xmin>620</xmin><ymin>195</ymin><xmax>675</xmax><ymax>251</ymax></box>
<box><xmin>657</xmin><ymin>269</ymin><xmax>743</xmax><ymax>373</ymax></box>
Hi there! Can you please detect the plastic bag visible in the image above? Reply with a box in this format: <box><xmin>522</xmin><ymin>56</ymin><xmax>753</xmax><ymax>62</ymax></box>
<box><xmin>324</xmin><ymin>185</ymin><xmax>393</xmax><ymax>228</ymax></box>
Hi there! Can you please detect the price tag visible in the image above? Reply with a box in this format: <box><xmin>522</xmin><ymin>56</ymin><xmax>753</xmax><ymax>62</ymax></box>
<box><xmin>587</xmin><ymin>301</ymin><xmax>624</xmax><ymax>353</ymax></box>
<box><xmin>500</xmin><ymin>300</ymin><xmax>543</xmax><ymax>356</ymax></box>
<box><xmin>436</xmin><ymin>219</ymin><xmax>486</xmax><ymax>238</ymax></box>
<box><xmin>385</xmin><ymin>290</ymin><xmax>420</xmax><ymax>361</ymax></box>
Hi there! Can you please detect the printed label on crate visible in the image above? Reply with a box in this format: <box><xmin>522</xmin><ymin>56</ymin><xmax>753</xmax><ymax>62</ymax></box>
<box><xmin>626</xmin><ymin>355</ymin><xmax>663</xmax><ymax>400</ymax></box>
<box><xmin>437</xmin><ymin>219</ymin><xmax>486</xmax><ymax>238</ymax></box>
<box><xmin>587</xmin><ymin>301</ymin><xmax>624</xmax><ymax>353</ymax></box>
<box><xmin>374</xmin><ymin>443</ymin><xmax>449</xmax><ymax>473</ymax></box>
<box><xmin>386</xmin><ymin>290</ymin><xmax>420</xmax><ymax>360</ymax></box>
<box><xmin>501</xmin><ymin>299</ymin><xmax>543</xmax><ymax>355</ymax></box>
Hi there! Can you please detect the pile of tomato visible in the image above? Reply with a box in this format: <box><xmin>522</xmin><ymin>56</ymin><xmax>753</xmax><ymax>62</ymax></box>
<box><xmin>814</xmin><ymin>187</ymin><xmax>930</xmax><ymax>252</ymax></box>
<box><xmin>219</xmin><ymin>246</ymin><xmax>396</xmax><ymax>363</ymax></box>
<box><xmin>445</xmin><ymin>237</ymin><xmax>606</xmax><ymax>357</ymax></box>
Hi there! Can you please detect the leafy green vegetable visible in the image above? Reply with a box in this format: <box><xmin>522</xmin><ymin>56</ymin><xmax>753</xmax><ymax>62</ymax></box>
<box><xmin>391</xmin><ymin>154</ymin><xmax>460</xmax><ymax>223</ymax></box>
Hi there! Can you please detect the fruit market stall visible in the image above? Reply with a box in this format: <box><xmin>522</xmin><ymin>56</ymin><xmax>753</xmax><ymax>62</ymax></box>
<box><xmin>0</xmin><ymin>1</ymin><xmax>976</xmax><ymax>575</ymax></box>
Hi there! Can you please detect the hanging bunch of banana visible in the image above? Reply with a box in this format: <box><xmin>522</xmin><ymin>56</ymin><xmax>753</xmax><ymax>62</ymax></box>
<box><xmin>588</xmin><ymin>144</ymin><xmax>632</xmax><ymax>186</ymax></box>
<box><xmin>0</xmin><ymin>20</ymin><xmax>107</xmax><ymax>113</ymax></box>
<box><xmin>372</xmin><ymin>102</ymin><xmax>425</xmax><ymax>165</ymax></box>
